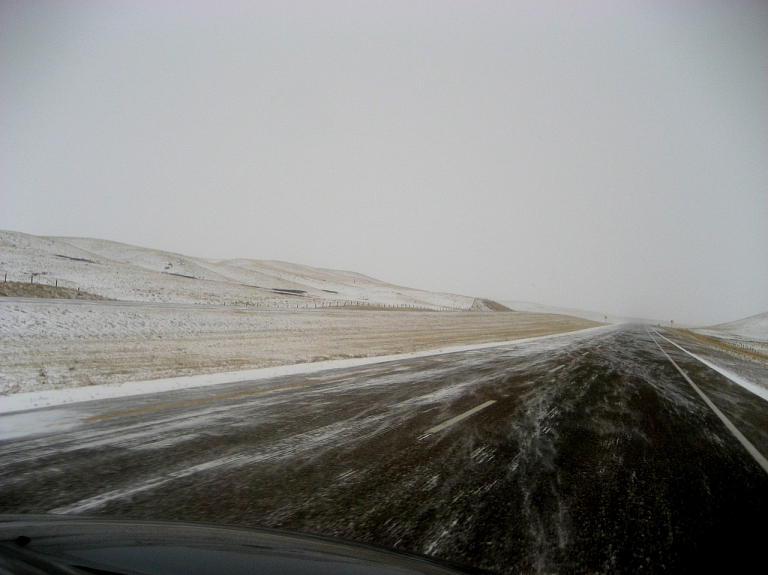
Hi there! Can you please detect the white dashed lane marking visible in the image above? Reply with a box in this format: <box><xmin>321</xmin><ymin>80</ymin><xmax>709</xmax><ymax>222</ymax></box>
<box><xmin>422</xmin><ymin>400</ymin><xmax>497</xmax><ymax>436</ymax></box>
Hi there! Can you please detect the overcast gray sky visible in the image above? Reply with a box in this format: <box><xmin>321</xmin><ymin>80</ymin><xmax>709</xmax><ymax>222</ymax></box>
<box><xmin>1</xmin><ymin>1</ymin><xmax>766</xmax><ymax>325</ymax></box>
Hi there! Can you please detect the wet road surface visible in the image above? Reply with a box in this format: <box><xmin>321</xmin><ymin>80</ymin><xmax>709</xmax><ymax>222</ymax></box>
<box><xmin>2</xmin><ymin>325</ymin><xmax>767</xmax><ymax>573</ymax></box>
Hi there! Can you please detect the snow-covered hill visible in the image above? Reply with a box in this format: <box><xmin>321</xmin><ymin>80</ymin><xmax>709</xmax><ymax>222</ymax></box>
<box><xmin>694</xmin><ymin>312</ymin><xmax>768</xmax><ymax>354</ymax></box>
<box><xmin>0</xmin><ymin>230</ymin><xmax>475</xmax><ymax>310</ymax></box>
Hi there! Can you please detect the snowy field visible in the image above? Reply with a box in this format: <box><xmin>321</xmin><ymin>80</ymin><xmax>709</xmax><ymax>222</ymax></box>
<box><xmin>0</xmin><ymin>299</ymin><xmax>599</xmax><ymax>395</ymax></box>
<box><xmin>0</xmin><ymin>229</ymin><xmax>603</xmax><ymax>396</ymax></box>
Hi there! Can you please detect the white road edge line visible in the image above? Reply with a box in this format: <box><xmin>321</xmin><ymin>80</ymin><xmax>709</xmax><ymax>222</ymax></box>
<box><xmin>423</xmin><ymin>400</ymin><xmax>497</xmax><ymax>436</ymax></box>
<box><xmin>653</xmin><ymin>330</ymin><xmax>768</xmax><ymax>403</ymax></box>
<box><xmin>647</xmin><ymin>329</ymin><xmax>768</xmax><ymax>475</ymax></box>
<box><xmin>548</xmin><ymin>365</ymin><xmax>564</xmax><ymax>373</ymax></box>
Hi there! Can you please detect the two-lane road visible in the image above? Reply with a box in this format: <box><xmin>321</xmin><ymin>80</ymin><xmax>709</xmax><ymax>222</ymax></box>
<box><xmin>2</xmin><ymin>325</ymin><xmax>766</xmax><ymax>573</ymax></box>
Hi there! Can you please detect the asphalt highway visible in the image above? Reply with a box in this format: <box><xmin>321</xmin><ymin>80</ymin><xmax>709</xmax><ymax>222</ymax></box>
<box><xmin>1</xmin><ymin>325</ymin><xmax>766</xmax><ymax>573</ymax></box>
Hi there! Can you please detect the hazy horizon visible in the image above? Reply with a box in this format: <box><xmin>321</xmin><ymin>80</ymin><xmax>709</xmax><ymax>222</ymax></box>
<box><xmin>2</xmin><ymin>1</ymin><xmax>766</xmax><ymax>325</ymax></box>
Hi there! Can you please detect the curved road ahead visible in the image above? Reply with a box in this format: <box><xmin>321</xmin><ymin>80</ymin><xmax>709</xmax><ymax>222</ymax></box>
<box><xmin>1</xmin><ymin>325</ymin><xmax>766</xmax><ymax>573</ymax></box>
